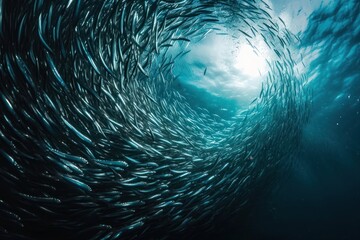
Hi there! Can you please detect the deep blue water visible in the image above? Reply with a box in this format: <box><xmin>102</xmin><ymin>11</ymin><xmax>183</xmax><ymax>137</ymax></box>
<box><xmin>210</xmin><ymin>1</ymin><xmax>360</xmax><ymax>239</ymax></box>
<box><xmin>0</xmin><ymin>0</ymin><xmax>359</xmax><ymax>239</ymax></box>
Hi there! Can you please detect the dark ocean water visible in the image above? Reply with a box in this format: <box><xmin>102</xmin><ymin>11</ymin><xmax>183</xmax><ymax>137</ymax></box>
<box><xmin>0</xmin><ymin>0</ymin><xmax>359</xmax><ymax>239</ymax></box>
<box><xmin>214</xmin><ymin>1</ymin><xmax>360</xmax><ymax>239</ymax></box>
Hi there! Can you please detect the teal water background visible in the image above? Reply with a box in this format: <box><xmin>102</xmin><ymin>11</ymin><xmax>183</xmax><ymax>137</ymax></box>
<box><xmin>212</xmin><ymin>1</ymin><xmax>360</xmax><ymax>239</ymax></box>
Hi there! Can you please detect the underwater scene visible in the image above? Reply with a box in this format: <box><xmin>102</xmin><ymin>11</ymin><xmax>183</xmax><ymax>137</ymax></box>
<box><xmin>0</xmin><ymin>0</ymin><xmax>359</xmax><ymax>239</ymax></box>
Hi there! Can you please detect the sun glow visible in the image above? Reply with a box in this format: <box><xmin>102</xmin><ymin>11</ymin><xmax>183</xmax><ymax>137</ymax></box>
<box><xmin>235</xmin><ymin>43</ymin><xmax>269</xmax><ymax>78</ymax></box>
<box><xmin>172</xmin><ymin>31</ymin><xmax>272</xmax><ymax>104</ymax></box>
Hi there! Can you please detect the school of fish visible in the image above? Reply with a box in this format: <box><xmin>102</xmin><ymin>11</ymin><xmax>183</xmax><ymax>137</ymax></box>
<box><xmin>0</xmin><ymin>0</ymin><xmax>310</xmax><ymax>239</ymax></box>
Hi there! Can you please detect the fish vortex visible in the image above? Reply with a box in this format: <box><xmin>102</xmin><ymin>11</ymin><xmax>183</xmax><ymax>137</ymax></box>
<box><xmin>0</xmin><ymin>0</ymin><xmax>309</xmax><ymax>239</ymax></box>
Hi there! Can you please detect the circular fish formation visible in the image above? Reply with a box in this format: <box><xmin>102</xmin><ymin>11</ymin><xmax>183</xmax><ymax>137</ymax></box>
<box><xmin>0</xmin><ymin>0</ymin><xmax>310</xmax><ymax>239</ymax></box>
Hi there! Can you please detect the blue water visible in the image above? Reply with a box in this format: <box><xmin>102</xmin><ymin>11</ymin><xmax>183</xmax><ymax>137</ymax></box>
<box><xmin>209</xmin><ymin>0</ymin><xmax>360</xmax><ymax>239</ymax></box>
<box><xmin>0</xmin><ymin>0</ymin><xmax>359</xmax><ymax>239</ymax></box>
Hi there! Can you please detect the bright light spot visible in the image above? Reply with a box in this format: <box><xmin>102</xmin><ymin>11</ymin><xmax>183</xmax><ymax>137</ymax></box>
<box><xmin>235</xmin><ymin>44</ymin><xmax>268</xmax><ymax>77</ymax></box>
<box><xmin>172</xmin><ymin>30</ymin><xmax>271</xmax><ymax>105</ymax></box>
